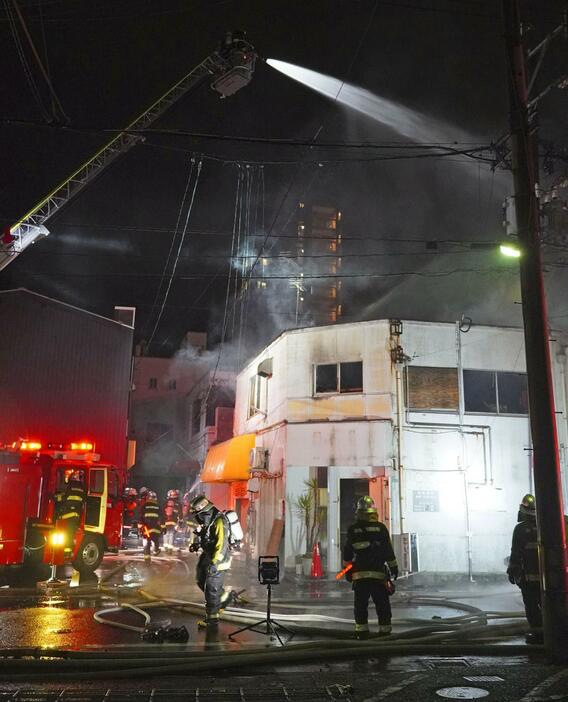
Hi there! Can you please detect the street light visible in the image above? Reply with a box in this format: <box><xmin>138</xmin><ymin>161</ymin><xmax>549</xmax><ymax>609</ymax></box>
<box><xmin>500</xmin><ymin>241</ymin><xmax>522</xmax><ymax>258</ymax></box>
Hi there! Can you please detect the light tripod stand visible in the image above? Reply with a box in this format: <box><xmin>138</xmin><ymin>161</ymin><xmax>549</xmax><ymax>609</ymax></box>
<box><xmin>228</xmin><ymin>556</ymin><xmax>293</xmax><ymax>646</ymax></box>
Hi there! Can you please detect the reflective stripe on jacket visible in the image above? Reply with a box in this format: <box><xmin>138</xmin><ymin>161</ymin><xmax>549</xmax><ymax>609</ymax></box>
<box><xmin>203</xmin><ymin>512</ymin><xmax>231</xmax><ymax>571</ymax></box>
<box><xmin>343</xmin><ymin>511</ymin><xmax>397</xmax><ymax>582</ymax></box>
<box><xmin>142</xmin><ymin>500</ymin><xmax>162</xmax><ymax>532</ymax></box>
<box><xmin>61</xmin><ymin>482</ymin><xmax>84</xmax><ymax>520</ymax></box>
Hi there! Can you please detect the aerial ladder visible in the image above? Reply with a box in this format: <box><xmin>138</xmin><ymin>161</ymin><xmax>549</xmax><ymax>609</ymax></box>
<box><xmin>1</xmin><ymin>31</ymin><xmax>257</xmax><ymax>272</ymax></box>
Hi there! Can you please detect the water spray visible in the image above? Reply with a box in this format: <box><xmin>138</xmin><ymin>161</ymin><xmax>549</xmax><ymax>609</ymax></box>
<box><xmin>267</xmin><ymin>59</ymin><xmax>485</xmax><ymax>150</ymax></box>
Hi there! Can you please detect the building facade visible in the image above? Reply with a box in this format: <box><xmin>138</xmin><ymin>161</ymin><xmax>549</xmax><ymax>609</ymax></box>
<box><xmin>224</xmin><ymin>319</ymin><xmax>568</xmax><ymax>576</ymax></box>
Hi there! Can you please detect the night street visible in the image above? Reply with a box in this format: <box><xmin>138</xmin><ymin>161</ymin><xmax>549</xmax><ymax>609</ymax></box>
<box><xmin>2</xmin><ymin>0</ymin><xmax>568</xmax><ymax>696</ymax></box>
<box><xmin>1</xmin><ymin>549</ymin><xmax>567</xmax><ymax>699</ymax></box>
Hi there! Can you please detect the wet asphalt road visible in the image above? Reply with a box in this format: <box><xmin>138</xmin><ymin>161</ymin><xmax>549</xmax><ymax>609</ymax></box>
<box><xmin>0</xmin><ymin>549</ymin><xmax>566</xmax><ymax>700</ymax></box>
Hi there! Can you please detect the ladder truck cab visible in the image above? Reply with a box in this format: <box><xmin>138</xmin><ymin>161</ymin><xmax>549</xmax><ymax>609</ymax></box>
<box><xmin>0</xmin><ymin>439</ymin><xmax>126</xmax><ymax>574</ymax></box>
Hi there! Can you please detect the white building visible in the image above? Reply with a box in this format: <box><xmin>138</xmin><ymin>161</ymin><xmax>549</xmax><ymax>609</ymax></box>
<box><xmin>222</xmin><ymin>319</ymin><xmax>568</xmax><ymax>576</ymax></box>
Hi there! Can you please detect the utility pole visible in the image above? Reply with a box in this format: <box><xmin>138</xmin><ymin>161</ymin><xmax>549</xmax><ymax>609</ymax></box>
<box><xmin>502</xmin><ymin>0</ymin><xmax>568</xmax><ymax>660</ymax></box>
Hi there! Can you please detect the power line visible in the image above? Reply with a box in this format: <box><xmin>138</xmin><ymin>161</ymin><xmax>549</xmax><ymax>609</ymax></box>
<box><xmin>25</xmin><ymin>221</ymin><xmax>502</xmax><ymax>246</ymax></box>
<box><xmin>16</xmin><ymin>266</ymin><xmax>519</xmax><ymax>280</ymax></box>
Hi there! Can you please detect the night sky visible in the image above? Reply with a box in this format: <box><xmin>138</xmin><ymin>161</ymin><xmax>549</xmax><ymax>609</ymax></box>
<box><xmin>2</xmin><ymin>0</ymin><xmax>567</xmax><ymax>360</ymax></box>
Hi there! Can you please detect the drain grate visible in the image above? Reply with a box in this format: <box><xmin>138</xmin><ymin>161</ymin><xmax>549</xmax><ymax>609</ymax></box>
<box><xmin>423</xmin><ymin>658</ymin><xmax>471</xmax><ymax>670</ymax></box>
<box><xmin>0</xmin><ymin>687</ymin><xmax>353</xmax><ymax>702</ymax></box>
<box><xmin>463</xmin><ymin>676</ymin><xmax>504</xmax><ymax>683</ymax></box>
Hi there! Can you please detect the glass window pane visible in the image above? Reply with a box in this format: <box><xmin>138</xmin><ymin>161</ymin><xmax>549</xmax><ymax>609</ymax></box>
<box><xmin>89</xmin><ymin>469</ymin><xmax>105</xmax><ymax>495</ymax></box>
<box><xmin>340</xmin><ymin>362</ymin><xmax>363</xmax><ymax>393</ymax></box>
<box><xmin>464</xmin><ymin>370</ymin><xmax>497</xmax><ymax>413</ymax></box>
<box><xmin>497</xmin><ymin>372</ymin><xmax>528</xmax><ymax>414</ymax></box>
<box><xmin>407</xmin><ymin>366</ymin><xmax>459</xmax><ymax>411</ymax></box>
<box><xmin>315</xmin><ymin>364</ymin><xmax>338</xmax><ymax>393</ymax></box>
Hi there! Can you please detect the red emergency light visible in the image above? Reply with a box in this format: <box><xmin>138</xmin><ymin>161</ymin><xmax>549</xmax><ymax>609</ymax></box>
<box><xmin>70</xmin><ymin>441</ymin><xmax>94</xmax><ymax>452</ymax></box>
<box><xmin>12</xmin><ymin>440</ymin><xmax>42</xmax><ymax>451</ymax></box>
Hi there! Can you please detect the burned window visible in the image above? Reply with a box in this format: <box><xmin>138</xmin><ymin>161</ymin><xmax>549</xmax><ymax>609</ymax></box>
<box><xmin>340</xmin><ymin>362</ymin><xmax>363</xmax><ymax>393</ymax></box>
<box><xmin>315</xmin><ymin>362</ymin><xmax>363</xmax><ymax>394</ymax></box>
<box><xmin>407</xmin><ymin>366</ymin><xmax>459</xmax><ymax>411</ymax></box>
<box><xmin>146</xmin><ymin>422</ymin><xmax>172</xmax><ymax>443</ymax></box>
<box><xmin>315</xmin><ymin>364</ymin><xmax>338</xmax><ymax>393</ymax></box>
<box><xmin>497</xmin><ymin>372</ymin><xmax>528</xmax><ymax>414</ymax></box>
<box><xmin>464</xmin><ymin>370</ymin><xmax>497</xmax><ymax>413</ymax></box>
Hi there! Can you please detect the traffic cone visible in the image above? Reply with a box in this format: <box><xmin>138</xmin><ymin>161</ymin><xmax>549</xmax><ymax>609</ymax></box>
<box><xmin>310</xmin><ymin>541</ymin><xmax>323</xmax><ymax>578</ymax></box>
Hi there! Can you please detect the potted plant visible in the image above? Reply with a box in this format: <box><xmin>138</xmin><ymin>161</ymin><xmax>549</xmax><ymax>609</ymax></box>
<box><xmin>295</xmin><ymin>478</ymin><xmax>322</xmax><ymax>576</ymax></box>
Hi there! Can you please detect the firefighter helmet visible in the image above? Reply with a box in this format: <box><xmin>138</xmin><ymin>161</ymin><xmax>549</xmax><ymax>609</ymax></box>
<box><xmin>356</xmin><ymin>495</ymin><xmax>376</xmax><ymax>513</ymax></box>
<box><xmin>167</xmin><ymin>489</ymin><xmax>180</xmax><ymax>499</ymax></box>
<box><xmin>189</xmin><ymin>495</ymin><xmax>214</xmax><ymax>516</ymax></box>
<box><xmin>140</xmin><ymin>486</ymin><xmax>149</xmax><ymax>497</ymax></box>
<box><xmin>148</xmin><ymin>491</ymin><xmax>157</xmax><ymax>500</ymax></box>
<box><xmin>519</xmin><ymin>493</ymin><xmax>536</xmax><ymax>518</ymax></box>
<box><xmin>125</xmin><ymin>487</ymin><xmax>138</xmax><ymax>497</ymax></box>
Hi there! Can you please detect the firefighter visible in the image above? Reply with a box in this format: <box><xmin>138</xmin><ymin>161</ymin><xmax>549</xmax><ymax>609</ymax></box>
<box><xmin>53</xmin><ymin>469</ymin><xmax>73</xmax><ymax>519</ymax></box>
<box><xmin>507</xmin><ymin>493</ymin><xmax>543</xmax><ymax>644</ymax></box>
<box><xmin>189</xmin><ymin>495</ymin><xmax>232</xmax><ymax>628</ymax></box>
<box><xmin>162</xmin><ymin>489</ymin><xmax>182</xmax><ymax>554</ymax></box>
<box><xmin>141</xmin><ymin>490</ymin><xmax>162</xmax><ymax>561</ymax></box>
<box><xmin>60</xmin><ymin>471</ymin><xmax>85</xmax><ymax>556</ymax></box>
<box><xmin>342</xmin><ymin>495</ymin><xmax>398</xmax><ymax>639</ymax></box>
<box><xmin>137</xmin><ymin>486</ymin><xmax>149</xmax><ymax>547</ymax></box>
<box><xmin>122</xmin><ymin>487</ymin><xmax>138</xmax><ymax>544</ymax></box>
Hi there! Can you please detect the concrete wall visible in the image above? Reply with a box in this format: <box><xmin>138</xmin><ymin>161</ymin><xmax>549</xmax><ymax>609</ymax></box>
<box><xmin>233</xmin><ymin>319</ymin><xmax>568</xmax><ymax>576</ymax></box>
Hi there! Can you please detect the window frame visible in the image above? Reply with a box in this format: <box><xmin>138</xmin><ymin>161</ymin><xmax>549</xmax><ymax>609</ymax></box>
<box><xmin>463</xmin><ymin>368</ymin><xmax>528</xmax><ymax>417</ymax></box>
<box><xmin>248</xmin><ymin>374</ymin><xmax>266</xmax><ymax>419</ymax></box>
<box><xmin>313</xmin><ymin>361</ymin><xmax>363</xmax><ymax>396</ymax></box>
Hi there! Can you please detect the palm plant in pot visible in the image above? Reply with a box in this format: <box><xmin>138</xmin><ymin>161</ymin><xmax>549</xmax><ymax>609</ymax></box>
<box><xmin>295</xmin><ymin>478</ymin><xmax>322</xmax><ymax>576</ymax></box>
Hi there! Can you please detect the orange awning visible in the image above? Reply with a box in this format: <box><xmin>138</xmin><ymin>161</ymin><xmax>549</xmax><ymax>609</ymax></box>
<box><xmin>200</xmin><ymin>434</ymin><xmax>256</xmax><ymax>483</ymax></box>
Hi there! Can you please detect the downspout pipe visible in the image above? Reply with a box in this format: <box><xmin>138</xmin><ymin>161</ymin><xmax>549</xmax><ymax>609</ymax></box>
<box><xmin>395</xmin><ymin>364</ymin><xmax>405</xmax><ymax>539</ymax></box>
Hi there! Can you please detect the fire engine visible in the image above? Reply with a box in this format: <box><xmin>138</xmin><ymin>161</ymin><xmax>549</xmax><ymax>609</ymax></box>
<box><xmin>0</xmin><ymin>439</ymin><xmax>127</xmax><ymax>574</ymax></box>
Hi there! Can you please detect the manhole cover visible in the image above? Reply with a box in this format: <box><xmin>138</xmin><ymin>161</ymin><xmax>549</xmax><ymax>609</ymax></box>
<box><xmin>436</xmin><ymin>688</ymin><xmax>489</xmax><ymax>699</ymax></box>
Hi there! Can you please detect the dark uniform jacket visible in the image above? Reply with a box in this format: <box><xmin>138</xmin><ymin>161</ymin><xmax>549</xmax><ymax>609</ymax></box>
<box><xmin>141</xmin><ymin>498</ymin><xmax>162</xmax><ymax>535</ymax></box>
<box><xmin>343</xmin><ymin>512</ymin><xmax>398</xmax><ymax>582</ymax></box>
<box><xmin>199</xmin><ymin>510</ymin><xmax>231</xmax><ymax>572</ymax></box>
<box><xmin>61</xmin><ymin>480</ymin><xmax>85</xmax><ymax>520</ymax></box>
<box><xmin>508</xmin><ymin>516</ymin><xmax>540</xmax><ymax>586</ymax></box>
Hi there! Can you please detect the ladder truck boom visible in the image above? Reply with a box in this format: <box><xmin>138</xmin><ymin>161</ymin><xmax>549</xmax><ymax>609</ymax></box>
<box><xmin>1</xmin><ymin>31</ymin><xmax>257</xmax><ymax>272</ymax></box>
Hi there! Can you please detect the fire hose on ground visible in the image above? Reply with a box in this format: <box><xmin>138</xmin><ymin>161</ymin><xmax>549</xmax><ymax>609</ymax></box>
<box><xmin>0</xmin><ymin>554</ymin><xmax>537</xmax><ymax>679</ymax></box>
<box><xmin>0</xmin><ymin>593</ymin><xmax>531</xmax><ymax>679</ymax></box>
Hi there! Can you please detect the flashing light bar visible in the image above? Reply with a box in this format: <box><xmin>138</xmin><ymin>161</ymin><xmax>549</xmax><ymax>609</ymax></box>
<box><xmin>13</xmin><ymin>440</ymin><xmax>42</xmax><ymax>451</ymax></box>
<box><xmin>70</xmin><ymin>441</ymin><xmax>94</xmax><ymax>452</ymax></box>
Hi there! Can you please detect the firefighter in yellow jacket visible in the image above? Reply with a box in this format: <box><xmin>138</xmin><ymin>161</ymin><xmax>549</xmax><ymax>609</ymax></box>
<box><xmin>60</xmin><ymin>471</ymin><xmax>85</xmax><ymax>556</ymax></box>
<box><xmin>189</xmin><ymin>495</ymin><xmax>232</xmax><ymax>628</ymax></box>
<box><xmin>342</xmin><ymin>495</ymin><xmax>398</xmax><ymax>638</ymax></box>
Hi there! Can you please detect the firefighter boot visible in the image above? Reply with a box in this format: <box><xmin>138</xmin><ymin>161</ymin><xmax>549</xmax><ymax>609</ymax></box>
<box><xmin>198</xmin><ymin>613</ymin><xmax>220</xmax><ymax>629</ymax></box>
<box><xmin>378</xmin><ymin>623</ymin><xmax>392</xmax><ymax>637</ymax></box>
<box><xmin>355</xmin><ymin>623</ymin><xmax>370</xmax><ymax>640</ymax></box>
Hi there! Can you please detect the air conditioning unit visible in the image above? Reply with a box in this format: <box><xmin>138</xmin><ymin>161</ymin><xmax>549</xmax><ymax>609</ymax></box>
<box><xmin>249</xmin><ymin>447</ymin><xmax>269</xmax><ymax>470</ymax></box>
